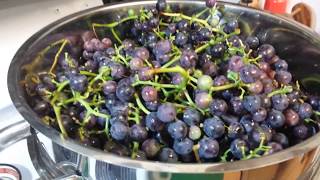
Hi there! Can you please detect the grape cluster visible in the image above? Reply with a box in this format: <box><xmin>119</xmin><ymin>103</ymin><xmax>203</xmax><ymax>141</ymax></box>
<box><xmin>25</xmin><ymin>0</ymin><xmax>320</xmax><ymax>163</ymax></box>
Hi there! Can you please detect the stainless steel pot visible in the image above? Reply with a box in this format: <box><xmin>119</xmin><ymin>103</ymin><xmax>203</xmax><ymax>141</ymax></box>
<box><xmin>2</xmin><ymin>0</ymin><xmax>320</xmax><ymax>178</ymax></box>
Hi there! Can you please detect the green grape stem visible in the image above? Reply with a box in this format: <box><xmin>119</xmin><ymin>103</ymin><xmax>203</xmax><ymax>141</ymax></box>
<box><xmin>134</xmin><ymin>93</ymin><xmax>150</xmax><ymax>115</ymax></box>
<box><xmin>49</xmin><ymin>39</ymin><xmax>69</xmax><ymax>75</ymax></box>
<box><xmin>192</xmin><ymin>144</ymin><xmax>201</xmax><ymax>163</ymax></box>
<box><xmin>221</xmin><ymin>149</ymin><xmax>231</xmax><ymax>162</ymax></box>
<box><xmin>131</xmin><ymin>141</ymin><xmax>140</xmax><ymax>159</ymax></box>
<box><xmin>267</xmin><ymin>85</ymin><xmax>293</xmax><ymax>97</ymax></box>
<box><xmin>314</xmin><ymin>111</ymin><xmax>320</xmax><ymax>116</ymax></box>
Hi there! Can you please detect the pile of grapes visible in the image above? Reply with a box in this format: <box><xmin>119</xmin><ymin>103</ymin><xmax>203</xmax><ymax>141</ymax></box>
<box><xmin>25</xmin><ymin>0</ymin><xmax>320</xmax><ymax>163</ymax></box>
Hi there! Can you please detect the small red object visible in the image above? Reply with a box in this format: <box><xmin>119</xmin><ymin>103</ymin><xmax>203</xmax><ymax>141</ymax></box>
<box><xmin>264</xmin><ymin>0</ymin><xmax>288</xmax><ymax>14</ymax></box>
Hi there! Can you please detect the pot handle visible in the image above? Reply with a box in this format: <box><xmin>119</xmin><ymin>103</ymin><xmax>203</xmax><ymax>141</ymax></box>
<box><xmin>0</xmin><ymin>105</ymin><xmax>31</xmax><ymax>152</ymax></box>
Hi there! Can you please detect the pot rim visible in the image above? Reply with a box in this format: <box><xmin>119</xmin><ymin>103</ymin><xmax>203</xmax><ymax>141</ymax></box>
<box><xmin>7</xmin><ymin>0</ymin><xmax>320</xmax><ymax>173</ymax></box>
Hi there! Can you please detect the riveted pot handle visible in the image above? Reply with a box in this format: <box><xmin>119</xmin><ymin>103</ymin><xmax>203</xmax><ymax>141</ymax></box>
<box><xmin>0</xmin><ymin>105</ymin><xmax>31</xmax><ymax>152</ymax></box>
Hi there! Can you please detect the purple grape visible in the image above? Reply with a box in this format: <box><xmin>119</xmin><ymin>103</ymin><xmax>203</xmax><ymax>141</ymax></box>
<box><xmin>228</xmin><ymin>55</ymin><xmax>244</xmax><ymax>72</ymax></box>
<box><xmin>274</xmin><ymin>59</ymin><xmax>288</xmax><ymax>71</ymax></box>
<box><xmin>110</xmin><ymin>121</ymin><xmax>129</xmax><ymax>141</ymax></box>
<box><xmin>272</xmin><ymin>133</ymin><xmax>289</xmax><ymax>148</ymax></box>
<box><xmin>266</xmin><ymin>109</ymin><xmax>285</xmax><ymax>128</ymax></box>
<box><xmin>203</xmin><ymin>117</ymin><xmax>226</xmax><ymax>138</ymax></box>
<box><xmin>129</xmin><ymin>57</ymin><xmax>144</xmax><ymax>71</ymax></box>
<box><xmin>252</xmin><ymin>107</ymin><xmax>267</xmax><ymax>122</ymax></box>
<box><xmin>243</xmin><ymin>95</ymin><xmax>261</xmax><ymax>113</ymax></box>
<box><xmin>142</xmin><ymin>139</ymin><xmax>161</xmax><ymax>158</ymax></box>
<box><xmin>206</xmin><ymin>0</ymin><xmax>217</xmax><ymax>8</ymax></box>
<box><xmin>293</xmin><ymin>124</ymin><xmax>308</xmax><ymax>139</ymax></box>
<box><xmin>298</xmin><ymin>103</ymin><xmax>313</xmax><ymax>119</ymax></box>
<box><xmin>228</xmin><ymin>122</ymin><xmax>245</xmax><ymax>139</ymax></box>
<box><xmin>202</xmin><ymin>61</ymin><xmax>218</xmax><ymax>77</ymax></box>
<box><xmin>230</xmin><ymin>139</ymin><xmax>249</xmax><ymax>159</ymax></box>
<box><xmin>168</xmin><ymin>120</ymin><xmax>188</xmax><ymax>140</ymax></box>
<box><xmin>195</xmin><ymin>92</ymin><xmax>213</xmax><ymax>109</ymax></box>
<box><xmin>159</xmin><ymin>148</ymin><xmax>178</xmax><ymax>162</ymax></box>
<box><xmin>102</xmin><ymin>80</ymin><xmax>117</xmax><ymax>95</ymax></box>
<box><xmin>145</xmin><ymin>112</ymin><xmax>164</xmax><ymax>132</ymax></box>
<box><xmin>210</xmin><ymin>99</ymin><xmax>228</xmax><ymax>116</ymax></box>
<box><xmin>68</xmin><ymin>74</ymin><xmax>88</xmax><ymax>92</ymax></box>
<box><xmin>141</xmin><ymin>86</ymin><xmax>158</xmax><ymax>102</ymax></box>
<box><xmin>198</xmin><ymin>137</ymin><xmax>219</xmax><ymax>159</ymax></box>
<box><xmin>173</xmin><ymin>138</ymin><xmax>194</xmax><ymax>155</ymax></box>
<box><xmin>180</xmin><ymin>49</ymin><xmax>198</xmax><ymax>69</ymax></box>
<box><xmin>245</xmin><ymin>36</ymin><xmax>259</xmax><ymax>49</ymax></box>
<box><xmin>275</xmin><ymin>70</ymin><xmax>292</xmax><ymax>85</ymax></box>
<box><xmin>266</xmin><ymin>142</ymin><xmax>283</xmax><ymax>155</ymax></box>
<box><xmin>183</xmin><ymin>108</ymin><xmax>202</xmax><ymax>126</ymax></box>
<box><xmin>257</xmin><ymin>44</ymin><xmax>276</xmax><ymax>62</ymax></box>
<box><xmin>271</xmin><ymin>94</ymin><xmax>289</xmax><ymax>111</ymax></box>
<box><xmin>129</xmin><ymin>124</ymin><xmax>148</xmax><ymax>142</ymax></box>
<box><xmin>157</xmin><ymin>103</ymin><xmax>177</xmax><ymax>123</ymax></box>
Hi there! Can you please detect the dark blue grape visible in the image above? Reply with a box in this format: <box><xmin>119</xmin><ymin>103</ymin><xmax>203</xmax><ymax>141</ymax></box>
<box><xmin>69</xmin><ymin>74</ymin><xmax>88</xmax><ymax>92</ymax></box>
<box><xmin>159</xmin><ymin>148</ymin><xmax>178</xmax><ymax>162</ymax></box>
<box><xmin>168</xmin><ymin>120</ymin><xmax>188</xmax><ymax>140</ymax></box>
<box><xmin>230</xmin><ymin>97</ymin><xmax>246</xmax><ymax>115</ymax></box>
<box><xmin>145</xmin><ymin>99</ymin><xmax>159</xmax><ymax>111</ymax></box>
<box><xmin>145</xmin><ymin>112</ymin><xmax>165</xmax><ymax>132</ymax></box>
<box><xmin>239</xmin><ymin>64</ymin><xmax>261</xmax><ymax>83</ymax></box>
<box><xmin>210</xmin><ymin>99</ymin><xmax>228</xmax><ymax>116</ymax></box>
<box><xmin>198</xmin><ymin>137</ymin><xmax>219</xmax><ymax>159</ymax></box>
<box><xmin>275</xmin><ymin>70</ymin><xmax>292</xmax><ymax>85</ymax></box>
<box><xmin>154</xmin><ymin>39</ymin><xmax>171</xmax><ymax>55</ymax></box>
<box><xmin>274</xmin><ymin>59</ymin><xmax>288</xmax><ymax>71</ymax></box>
<box><xmin>252</xmin><ymin>107</ymin><xmax>267</xmax><ymax>122</ymax></box>
<box><xmin>298</xmin><ymin>103</ymin><xmax>313</xmax><ymax>119</ymax></box>
<box><xmin>271</xmin><ymin>94</ymin><xmax>289</xmax><ymax>111</ymax></box>
<box><xmin>142</xmin><ymin>139</ymin><xmax>161</xmax><ymax>158</ymax></box>
<box><xmin>156</xmin><ymin>53</ymin><xmax>170</xmax><ymax>65</ymax></box>
<box><xmin>203</xmin><ymin>117</ymin><xmax>225</xmax><ymax>138</ymax></box>
<box><xmin>228</xmin><ymin>35</ymin><xmax>241</xmax><ymax>47</ymax></box>
<box><xmin>180</xmin><ymin>49</ymin><xmax>198</xmax><ymax>69</ymax></box>
<box><xmin>230</xmin><ymin>139</ymin><xmax>248</xmax><ymax>159</ymax></box>
<box><xmin>228</xmin><ymin>122</ymin><xmax>245</xmax><ymax>139</ymax></box>
<box><xmin>157</xmin><ymin>103</ymin><xmax>177</xmax><ymax>123</ymax></box>
<box><xmin>156</xmin><ymin>0</ymin><xmax>166</xmax><ymax>11</ymax></box>
<box><xmin>177</xmin><ymin>20</ymin><xmax>189</xmax><ymax>32</ymax></box>
<box><xmin>173</xmin><ymin>138</ymin><xmax>194</xmax><ymax>155</ymax></box>
<box><xmin>272</xmin><ymin>133</ymin><xmax>289</xmax><ymax>148</ymax></box>
<box><xmin>223</xmin><ymin>19</ymin><xmax>239</xmax><ymax>34</ymax></box>
<box><xmin>266</xmin><ymin>142</ymin><xmax>283</xmax><ymax>155</ymax></box>
<box><xmin>198</xmin><ymin>28</ymin><xmax>212</xmax><ymax>41</ymax></box>
<box><xmin>257</xmin><ymin>44</ymin><xmax>276</xmax><ymax>63</ymax></box>
<box><xmin>110</xmin><ymin>121</ymin><xmax>129</xmax><ymax>141</ymax></box>
<box><xmin>221</xmin><ymin>114</ymin><xmax>239</xmax><ymax>125</ymax></box>
<box><xmin>245</xmin><ymin>36</ymin><xmax>259</xmax><ymax>49</ymax></box>
<box><xmin>293</xmin><ymin>124</ymin><xmax>308</xmax><ymax>139</ymax></box>
<box><xmin>148</xmin><ymin>17</ymin><xmax>159</xmax><ymax>28</ymax></box>
<box><xmin>109</xmin><ymin>62</ymin><xmax>126</xmax><ymax>79</ymax></box>
<box><xmin>116</xmin><ymin>84</ymin><xmax>135</xmax><ymax>102</ymax></box>
<box><xmin>243</xmin><ymin>95</ymin><xmax>261</xmax><ymax>113</ymax></box>
<box><xmin>129</xmin><ymin>124</ymin><xmax>148</xmax><ymax>142</ymax></box>
<box><xmin>251</xmin><ymin>124</ymin><xmax>272</xmax><ymax>144</ymax></box>
<box><xmin>266</xmin><ymin>109</ymin><xmax>285</xmax><ymax>128</ymax></box>
<box><xmin>210</xmin><ymin>43</ymin><xmax>226</xmax><ymax>58</ymax></box>
<box><xmin>240</xmin><ymin>115</ymin><xmax>255</xmax><ymax>133</ymax></box>
<box><xmin>175</xmin><ymin>32</ymin><xmax>188</xmax><ymax>46</ymax></box>
<box><xmin>308</xmin><ymin>96</ymin><xmax>319</xmax><ymax>109</ymax></box>
<box><xmin>183</xmin><ymin>108</ymin><xmax>202</xmax><ymax>126</ymax></box>
<box><xmin>109</xmin><ymin>114</ymin><xmax>128</xmax><ymax>125</ymax></box>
